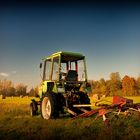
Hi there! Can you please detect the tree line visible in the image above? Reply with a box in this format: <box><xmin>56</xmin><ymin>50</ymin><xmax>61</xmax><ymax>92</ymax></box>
<box><xmin>89</xmin><ymin>72</ymin><xmax>140</xmax><ymax>97</ymax></box>
<box><xmin>0</xmin><ymin>79</ymin><xmax>38</xmax><ymax>97</ymax></box>
<box><xmin>1</xmin><ymin>72</ymin><xmax>140</xmax><ymax>97</ymax></box>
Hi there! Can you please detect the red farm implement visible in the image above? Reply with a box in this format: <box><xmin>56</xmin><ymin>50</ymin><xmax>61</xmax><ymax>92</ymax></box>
<box><xmin>72</xmin><ymin>96</ymin><xmax>140</xmax><ymax>124</ymax></box>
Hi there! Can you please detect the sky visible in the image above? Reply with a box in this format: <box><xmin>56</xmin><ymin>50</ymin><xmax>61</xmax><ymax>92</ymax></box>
<box><xmin>0</xmin><ymin>0</ymin><xmax>140</xmax><ymax>88</ymax></box>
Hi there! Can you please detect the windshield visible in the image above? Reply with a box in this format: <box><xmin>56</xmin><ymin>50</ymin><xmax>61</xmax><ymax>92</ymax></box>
<box><xmin>60</xmin><ymin>59</ymin><xmax>86</xmax><ymax>81</ymax></box>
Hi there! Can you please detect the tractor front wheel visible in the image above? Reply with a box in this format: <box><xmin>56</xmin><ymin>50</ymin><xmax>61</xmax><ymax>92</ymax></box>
<box><xmin>30</xmin><ymin>102</ymin><xmax>38</xmax><ymax>116</ymax></box>
<box><xmin>41</xmin><ymin>93</ymin><xmax>58</xmax><ymax>119</ymax></box>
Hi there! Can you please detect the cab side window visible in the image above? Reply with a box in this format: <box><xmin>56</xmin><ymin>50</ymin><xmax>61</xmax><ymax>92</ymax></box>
<box><xmin>52</xmin><ymin>57</ymin><xmax>59</xmax><ymax>81</ymax></box>
<box><xmin>44</xmin><ymin>59</ymin><xmax>51</xmax><ymax>80</ymax></box>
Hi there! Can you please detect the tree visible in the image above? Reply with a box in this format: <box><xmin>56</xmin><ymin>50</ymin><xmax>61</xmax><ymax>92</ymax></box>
<box><xmin>122</xmin><ymin>75</ymin><xmax>137</xmax><ymax>96</ymax></box>
<box><xmin>7</xmin><ymin>87</ymin><xmax>16</xmax><ymax>96</ymax></box>
<box><xmin>28</xmin><ymin>88</ymin><xmax>35</xmax><ymax>96</ymax></box>
<box><xmin>0</xmin><ymin>79</ymin><xmax>15</xmax><ymax>96</ymax></box>
<box><xmin>99</xmin><ymin>78</ymin><xmax>108</xmax><ymax>96</ymax></box>
<box><xmin>136</xmin><ymin>76</ymin><xmax>140</xmax><ymax>95</ymax></box>
<box><xmin>92</xmin><ymin>78</ymin><xmax>109</xmax><ymax>97</ymax></box>
<box><xmin>28</xmin><ymin>86</ymin><xmax>38</xmax><ymax>97</ymax></box>
<box><xmin>88</xmin><ymin>80</ymin><xmax>95</xmax><ymax>92</ymax></box>
<box><xmin>109</xmin><ymin>72</ymin><xmax>122</xmax><ymax>95</ymax></box>
<box><xmin>92</xmin><ymin>80</ymin><xmax>101</xmax><ymax>96</ymax></box>
<box><xmin>110</xmin><ymin>72</ymin><xmax>121</xmax><ymax>82</ymax></box>
<box><xmin>15</xmin><ymin>84</ymin><xmax>27</xmax><ymax>96</ymax></box>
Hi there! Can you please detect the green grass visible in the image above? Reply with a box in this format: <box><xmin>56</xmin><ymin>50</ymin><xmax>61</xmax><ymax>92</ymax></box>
<box><xmin>0</xmin><ymin>96</ymin><xmax>140</xmax><ymax>140</ymax></box>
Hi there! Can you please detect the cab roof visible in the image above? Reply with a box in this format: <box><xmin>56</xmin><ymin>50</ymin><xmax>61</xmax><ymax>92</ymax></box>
<box><xmin>43</xmin><ymin>51</ymin><xmax>85</xmax><ymax>62</ymax></box>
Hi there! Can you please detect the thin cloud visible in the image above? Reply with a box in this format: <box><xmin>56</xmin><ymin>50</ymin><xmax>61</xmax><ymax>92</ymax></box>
<box><xmin>11</xmin><ymin>71</ymin><xmax>17</xmax><ymax>74</ymax></box>
<box><xmin>0</xmin><ymin>72</ymin><xmax>9</xmax><ymax>77</ymax></box>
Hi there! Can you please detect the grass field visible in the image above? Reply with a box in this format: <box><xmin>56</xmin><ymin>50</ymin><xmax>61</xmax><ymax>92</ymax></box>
<box><xmin>0</xmin><ymin>96</ymin><xmax>140</xmax><ymax>140</ymax></box>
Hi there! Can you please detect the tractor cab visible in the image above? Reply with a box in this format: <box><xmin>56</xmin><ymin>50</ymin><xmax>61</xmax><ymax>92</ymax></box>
<box><xmin>42</xmin><ymin>51</ymin><xmax>87</xmax><ymax>82</ymax></box>
<box><xmin>38</xmin><ymin>52</ymin><xmax>90</xmax><ymax>98</ymax></box>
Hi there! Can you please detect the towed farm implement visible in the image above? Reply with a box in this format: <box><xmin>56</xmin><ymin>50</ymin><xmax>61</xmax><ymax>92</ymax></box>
<box><xmin>72</xmin><ymin>96</ymin><xmax>140</xmax><ymax>124</ymax></box>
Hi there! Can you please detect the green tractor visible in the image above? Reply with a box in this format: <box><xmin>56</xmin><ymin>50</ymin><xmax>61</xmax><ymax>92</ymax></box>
<box><xmin>30</xmin><ymin>51</ymin><xmax>91</xmax><ymax>119</ymax></box>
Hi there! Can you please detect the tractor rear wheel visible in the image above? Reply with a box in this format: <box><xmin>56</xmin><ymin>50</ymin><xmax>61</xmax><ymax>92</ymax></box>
<box><xmin>79</xmin><ymin>92</ymin><xmax>91</xmax><ymax>111</ymax></box>
<box><xmin>41</xmin><ymin>93</ymin><xmax>59</xmax><ymax>119</ymax></box>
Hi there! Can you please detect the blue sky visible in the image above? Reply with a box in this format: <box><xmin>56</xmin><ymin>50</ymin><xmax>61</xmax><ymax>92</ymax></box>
<box><xmin>0</xmin><ymin>1</ymin><xmax>140</xmax><ymax>88</ymax></box>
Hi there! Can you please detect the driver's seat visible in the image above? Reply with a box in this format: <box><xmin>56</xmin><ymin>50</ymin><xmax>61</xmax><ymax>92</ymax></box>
<box><xmin>65</xmin><ymin>70</ymin><xmax>78</xmax><ymax>81</ymax></box>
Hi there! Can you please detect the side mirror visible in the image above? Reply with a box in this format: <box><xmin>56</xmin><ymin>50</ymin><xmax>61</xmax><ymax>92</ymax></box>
<box><xmin>39</xmin><ymin>63</ymin><xmax>43</xmax><ymax>80</ymax></box>
<box><xmin>40</xmin><ymin>63</ymin><xmax>42</xmax><ymax>69</ymax></box>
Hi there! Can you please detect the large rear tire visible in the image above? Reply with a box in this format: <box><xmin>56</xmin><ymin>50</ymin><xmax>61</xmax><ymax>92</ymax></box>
<box><xmin>79</xmin><ymin>92</ymin><xmax>91</xmax><ymax>111</ymax></box>
<box><xmin>69</xmin><ymin>92</ymin><xmax>91</xmax><ymax>116</ymax></box>
<box><xmin>41</xmin><ymin>93</ymin><xmax>59</xmax><ymax>119</ymax></box>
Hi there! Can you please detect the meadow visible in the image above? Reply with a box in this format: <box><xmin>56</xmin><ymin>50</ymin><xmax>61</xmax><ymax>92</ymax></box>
<box><xmin>0</xmin><ymin>96</ymin><xmax>140</xmax><ymax>140</ymax></box>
